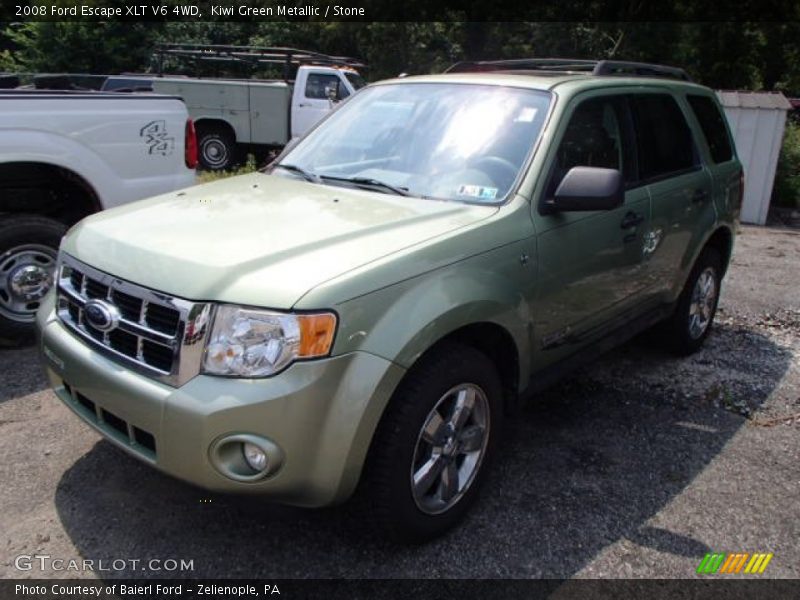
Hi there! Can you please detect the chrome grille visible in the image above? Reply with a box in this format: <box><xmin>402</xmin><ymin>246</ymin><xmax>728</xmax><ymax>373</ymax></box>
<box><xmin>56</xmin><ymin>253</ymin><xmax>213</xmax><ymax>387</ymax></box>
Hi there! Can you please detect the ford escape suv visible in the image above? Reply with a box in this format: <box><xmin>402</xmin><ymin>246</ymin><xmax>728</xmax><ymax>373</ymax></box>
<box><xmin>37</xmin><ymin>59</ymin><xmax>742</xmax><ymax>542</ymax></box>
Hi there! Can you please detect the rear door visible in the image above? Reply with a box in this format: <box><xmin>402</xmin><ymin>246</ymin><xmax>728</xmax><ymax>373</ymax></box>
<box><xmin>532</xmin><ymin>92</ymin><xmax>652</xmax><ymax>368</ymax></box>
<box><xmin>630</xmin><ymin>92</ymin><xmax>715</xmax><ymax>303</ymax></box>
<box><xmin>685</xmin><ymin>93</ymin><xmax>742</xmax><ymax>226</ymax></box>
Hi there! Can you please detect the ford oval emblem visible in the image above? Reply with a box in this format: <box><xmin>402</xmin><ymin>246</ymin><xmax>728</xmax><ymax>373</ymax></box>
<box><xmin>83</xmin><ymin>299</ymin><xmax>121</xmax><ymax>333</ymax></box>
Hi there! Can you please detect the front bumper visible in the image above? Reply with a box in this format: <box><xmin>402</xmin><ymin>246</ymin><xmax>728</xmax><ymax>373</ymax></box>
<box><xmin>37</xmin><ymin>298</ymin><xmax>405</xmax><ymax>507</ymax></box>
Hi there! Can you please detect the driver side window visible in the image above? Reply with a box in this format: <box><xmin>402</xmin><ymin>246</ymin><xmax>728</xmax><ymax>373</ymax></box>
<box><xmin>548</xmin><ymin>96</ymin><xmax>624</xmax><ymax>196</ymax></box>
<box><xmin>305</xmin><ymin>73</ymin><xmax>342</xmax><ymax>100</ymax></box>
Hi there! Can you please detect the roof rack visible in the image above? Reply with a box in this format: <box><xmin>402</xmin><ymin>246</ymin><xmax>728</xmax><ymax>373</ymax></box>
<box><xmin>446</xmin><ymin>58</ymin><xmax>692</xmax><ymax>82</ymax></box>
<box><xmin>153</xmin><ymin>44</ymin><xmax>366</xmax><ymax>80</ymax></box>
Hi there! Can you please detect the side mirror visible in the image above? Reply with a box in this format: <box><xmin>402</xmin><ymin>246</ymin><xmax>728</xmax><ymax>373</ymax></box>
<box><xmin>548</xmin><ymin>166</ymin><xmax>623</xmax><ymax>212</ymax></box>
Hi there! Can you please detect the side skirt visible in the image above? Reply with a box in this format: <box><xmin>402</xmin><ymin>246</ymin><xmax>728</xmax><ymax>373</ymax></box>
<box><xmin>522</xmin><ymin>302</ymin><xmax>676</xmax><ymax>399</ymax></box>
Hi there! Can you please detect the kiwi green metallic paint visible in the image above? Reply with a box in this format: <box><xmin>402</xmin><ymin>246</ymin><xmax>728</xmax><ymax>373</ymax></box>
<box><xmin>37</xmin><ymin>71</ymin><xmax>741</xmax><ymax>521</ymax></box>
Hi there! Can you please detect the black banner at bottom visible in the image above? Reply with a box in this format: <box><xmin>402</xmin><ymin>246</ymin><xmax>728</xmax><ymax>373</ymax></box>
<box><xmin>2</xmin><ymin>579</ymin><xmax>799</xmax><ymax>600</ymax></box>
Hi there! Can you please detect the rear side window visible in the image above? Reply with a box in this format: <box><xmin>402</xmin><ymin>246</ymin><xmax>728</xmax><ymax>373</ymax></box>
<box><xmin>630</xmin><ymin>94</ymin><xmax>698</xmax><ymax>181</ymax></box>
<box><xmin>687</xmin><ymin>94</ymin><xmax>733</xmax><ymax>163</ymax></box>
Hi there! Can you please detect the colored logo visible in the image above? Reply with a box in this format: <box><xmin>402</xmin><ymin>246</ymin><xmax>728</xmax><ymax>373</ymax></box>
<box><xmin>697</xmin><ymin>552</ymin><xmax>773</xmax><ymax>574</ymax></box>
<box><xmin>83</xmin><ymin>299</ymin><xmax>121</xmax><ymax>333</ymax></box>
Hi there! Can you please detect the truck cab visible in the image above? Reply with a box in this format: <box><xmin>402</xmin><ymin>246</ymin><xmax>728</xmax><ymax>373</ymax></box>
<box><xmin>290</xmin><ymin>65</ymin><xmax>365</xmax><ymax>138</ymax></box>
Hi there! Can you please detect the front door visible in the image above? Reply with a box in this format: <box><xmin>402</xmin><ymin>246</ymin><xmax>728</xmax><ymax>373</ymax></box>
<box><xmin>532</xmin><ymin>93</ymin><xmax>652</xmax><ymax>368</ymax></box>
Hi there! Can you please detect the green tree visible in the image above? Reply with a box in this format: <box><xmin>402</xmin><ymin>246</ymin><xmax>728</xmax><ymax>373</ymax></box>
<box><xmin>4</xmin><ymin>21</ymin><xmax>157</xmax><ymax>73</ymax></box>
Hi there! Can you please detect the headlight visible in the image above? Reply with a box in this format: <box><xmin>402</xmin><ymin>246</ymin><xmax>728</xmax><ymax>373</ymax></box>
<box><xmin>202</xmin><ymin>305</ymin><xmax>337</xmax><ymax>377</ymax></box>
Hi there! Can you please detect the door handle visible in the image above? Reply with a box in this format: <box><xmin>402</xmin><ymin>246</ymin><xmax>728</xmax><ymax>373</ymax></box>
<box><xmin>298</xmin><ymin>103</ymin><xmax>310</xmax><ymax>108</ymax></box>
<box><xmin>620</xmin><ymin>211</ymin><xmax>644</xmax><ymax>229</ymax></box>
<box><xmin>692</xmin><ymin>189</ymin><xmax>710</xmax><ymax>204</ymax></box>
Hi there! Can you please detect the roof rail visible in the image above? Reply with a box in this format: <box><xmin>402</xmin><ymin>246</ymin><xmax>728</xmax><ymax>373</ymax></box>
<box><xmin>153</xmin><ymin>43</ymin><xmax>366</xmax><ymax>80</ymax></box>
<box><xmin>446</xmin><ymin>58</ymin><xmax>691</xmax><ymax>81</ymax></box>
<box><xmin>446</xmin><ymin>58</ymin><xmax>596</xmax><ymax>74</ymax></box>
<box><xmin>592</xmin><ymin>60</ymin><xmax>691</xmax><ymax>81</ymax></box>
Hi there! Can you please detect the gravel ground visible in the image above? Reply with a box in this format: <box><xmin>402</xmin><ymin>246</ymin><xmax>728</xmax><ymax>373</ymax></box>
<box><xmin>1</xmin><ymin>225</ymin><xmax>798</xmax><ymax>580</ymax></box>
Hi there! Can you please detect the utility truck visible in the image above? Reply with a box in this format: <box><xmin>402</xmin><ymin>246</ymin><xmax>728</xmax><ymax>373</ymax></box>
<box><xmin>150</xmin><ymin>45</ymin><xmax>367</xmax><ymax>170</ymax></box>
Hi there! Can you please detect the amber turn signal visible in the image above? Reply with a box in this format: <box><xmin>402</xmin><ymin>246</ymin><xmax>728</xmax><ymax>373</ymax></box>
<box><xmin>298</xmin><ymin>313</ymin><xmax>337</xmax><ymax>357</ymax></box>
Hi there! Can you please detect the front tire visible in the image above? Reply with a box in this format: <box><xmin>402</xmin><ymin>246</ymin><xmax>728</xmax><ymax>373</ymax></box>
<box><xmin>0</xmin><ymin>215</ymin><xmax>66</xmax><ymax>346</ymax></box>
<box><xmin>661</xmin><ymin>247</ymin><xmax>723</xmax><ymax>355</ymax></box>
<box><xmin>363</xmin><ymin>343</ymin><xmax>503</xmax><ymax>542</ymax></box>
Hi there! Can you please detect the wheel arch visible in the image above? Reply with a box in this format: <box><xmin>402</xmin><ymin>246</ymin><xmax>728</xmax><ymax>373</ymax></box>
<box><xmin>194</xmin><ymin>118</ymin><xmax>237</xmax><ymax>141</ymax></box>
<box><xmin>408</xmin><ymin>321</ymin><xmax>522</xmax><ymax>415</ymax></box>
<box><xmin>0</xmin><ymin>161</ymin><xmax>102</xmax><ymax>225</ymax></box>
<box><xmin>338</xmin><ymin>304</ymin><xmax>529</xmax><ymax>503</ymax></box>
<box><xmin>673</xmin><ymin>223</ymin><xmax>735</xmax><ymax>302</ymax></box>
<box><xmin>703</xmin><ymin>225</ymin><xmax>734</xmax><ymax>276</ymax></box>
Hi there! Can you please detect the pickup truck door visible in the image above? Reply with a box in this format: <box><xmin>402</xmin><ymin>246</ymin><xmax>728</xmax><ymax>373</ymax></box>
<box><xmin>531</xmin><ymin>93</ymin><xmax>652</xmax><ymax>369</ymax></box>
<box><xmin>290</xmin><ymin>68</ymin><xmax>354</xmax><ymax>138</ymax></box>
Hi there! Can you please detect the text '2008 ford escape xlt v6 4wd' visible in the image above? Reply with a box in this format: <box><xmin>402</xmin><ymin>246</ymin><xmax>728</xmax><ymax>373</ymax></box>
<box><xmin>37</xmin><ymin>59</ymin><xmax>742</xmax><ymax>542</ymax></box>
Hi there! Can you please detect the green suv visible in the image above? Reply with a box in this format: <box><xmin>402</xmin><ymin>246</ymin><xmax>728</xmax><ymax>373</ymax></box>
<box><xmin>37</xmin><ymin>59</ymin><xmax>742</xmax><ymax>541</ymax></box>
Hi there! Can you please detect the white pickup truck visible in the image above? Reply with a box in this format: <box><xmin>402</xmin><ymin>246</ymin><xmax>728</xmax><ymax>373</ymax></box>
<box><xmin>0</xmin><ymin>90</ymin><xmax>197</xmax><ymax>343</ymax></box>
<box><xmin>149</xmin><ymin>45</ymin><xmax>367</xmax><ymax>170</ymax></box>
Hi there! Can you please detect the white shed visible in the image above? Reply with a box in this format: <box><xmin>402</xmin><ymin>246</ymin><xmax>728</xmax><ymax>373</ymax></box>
<box><xmin>716</xmin><ymin>90</ymin><xmax>793</xmax><ymax>225</ymax></box>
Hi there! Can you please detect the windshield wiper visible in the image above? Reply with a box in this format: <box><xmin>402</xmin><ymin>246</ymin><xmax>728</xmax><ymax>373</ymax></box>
<box><xmin>321</xmin><ymin>175</ymin><xmax>411</xmax><ymax>197</ymax></box>
<box><xmin>273</xmin><ymin>163</ymin><xmax>321</xmax><ymax>184</ymax></box>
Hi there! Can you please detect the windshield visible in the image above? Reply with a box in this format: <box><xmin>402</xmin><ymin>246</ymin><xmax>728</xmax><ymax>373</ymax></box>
<box><xmin>278</xmin><ymin>82</ymin><xmax>551</xmax><ymax>203</ymax></box>
<box><xmin>344</xmin><ymin>71</ymin><xmax>366</xmax><ymax>90</ymax></box>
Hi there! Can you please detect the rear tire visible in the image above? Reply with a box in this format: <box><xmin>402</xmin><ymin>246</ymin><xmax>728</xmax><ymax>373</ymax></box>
<box><xmin>196</xmin><ymin>125</ymin><xmax>238</xmax><ymax>171</ymax></box>
<box><xmin>0</xmin><ymin>215</ymin><xmax>66</xmax><ymax>346</ymax></box>
<box><xmin>363</xmin><ymin>343</ymin><xmax>503</xmax><ymax>543</ymax></box>
<box><xmin>660</xmin><ymin>247</ymin><xmax>723</xmax><ymax>356</ymax></box>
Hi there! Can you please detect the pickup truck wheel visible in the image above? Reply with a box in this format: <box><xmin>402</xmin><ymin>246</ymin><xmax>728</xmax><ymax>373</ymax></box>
<box><xmin>364</xmin><ymin>343</ymin><xmax>503</xmax><ymax>542</ymax></box>
<box><xmin>197</xmin><ymin>127</ymin><xmax>237</xmax><ymax>171</ymax></box>
<box><xmin>662</xmin><ymin>247</ymin><xmax>722</xmax><ymax>356</ymax></box>
<box><xmin>0</xmin><ymin>216</ymin><xmax>65</xmax><ymax>345</ymax></box>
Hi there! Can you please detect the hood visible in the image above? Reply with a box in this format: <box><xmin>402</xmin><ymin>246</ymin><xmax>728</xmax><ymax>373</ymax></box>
<box><xmin>63</xmin><ymin>173</ymin><xmax>496</xmax><ymax>308</ymax></box>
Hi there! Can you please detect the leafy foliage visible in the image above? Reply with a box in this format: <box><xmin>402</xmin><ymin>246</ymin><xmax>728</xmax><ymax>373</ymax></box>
<box><xmin>3</xmin><ymin>22</ymin><xmax>156</xmax><ymax>73</ymax></box>
<box><xmin>773</xmin><ymin>121</ymin><xmax>800</xmax><ymax>208</ymax></box>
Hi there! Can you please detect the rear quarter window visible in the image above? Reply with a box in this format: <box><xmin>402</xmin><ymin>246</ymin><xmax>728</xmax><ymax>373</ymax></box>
<box><xmin>687</xmin><ymin>94</ymin><xmax>734</xmax><ymax>163</ymax></box>
<box><xmin>630</xmin><ymin>93</ymin><xmax>698</xmax><ymax>181</ymax></box>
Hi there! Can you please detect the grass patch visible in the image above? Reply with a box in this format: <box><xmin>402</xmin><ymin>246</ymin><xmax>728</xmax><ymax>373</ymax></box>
<box><xmin>197</xmin><ymin>154</ymin><xmax>260</xmax><ymax>184</ymax></box>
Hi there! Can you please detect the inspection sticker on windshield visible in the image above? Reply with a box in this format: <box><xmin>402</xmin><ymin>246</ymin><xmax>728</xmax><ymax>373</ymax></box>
<box><xmin>515</xmin><ymin>107</ymin><xmax>539</xmax><ymax>123</ymax></box>
<box><xmin>457</xmin><ymin>185</ymin><xmax>498</xmax><ymax>200</ymax></box>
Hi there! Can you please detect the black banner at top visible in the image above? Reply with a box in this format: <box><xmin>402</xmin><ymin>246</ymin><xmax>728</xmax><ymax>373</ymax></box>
<box><xmin>2</xmin><ymin>0</ymin><xmax>800</xmax><ymax>22</ymax></box>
